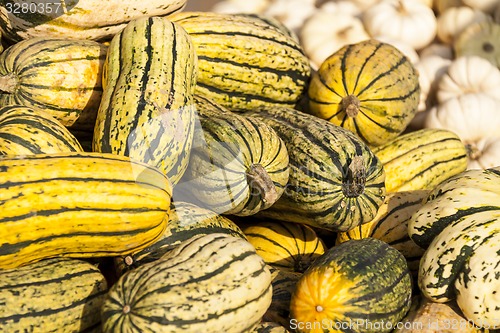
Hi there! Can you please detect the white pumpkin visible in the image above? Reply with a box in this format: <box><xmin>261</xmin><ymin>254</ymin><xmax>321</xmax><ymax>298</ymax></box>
<box><xmin>211</xmin><ymin>0</ymin><xmax>270</xmax><ymax>13</ymax></box>
<box><xmin>362</xmin><ymin>0</ymin><xmax>437</xmax><ymax>50</ymax></box>
<box><xmin>425</xmin><ymin>93</ymin><xmax>500</xmax><ymax>169</ymax></box>
<box><xmin>263</xmin><ymin>0</ymin><xmax>317</xmax><ymax>35</ymax></box>
<box><xmin>436</xmin><ymin>6</ymin><xmax>492</xmax><ymax>44</ymax></box>
<box><xmin>437</xmin><ymin>56</ymin><xmax>500</xmax><ymax>104</ymax></box>
<box><xmin>466</xmin><ymin>137</ymin><xmax>500</xmax><ymax>169</ymax></box>
<box><xmin>433</xmin><ymin>0</ymin><xmax>463</xmax><ymax>14</ymax></box>
<box><xmin>299</xmin><ymin>10</ymin><xmax>370</xmax><ymax>70</ymax></box>
<box><xmin>348</xmin><ymin>0</ymin><xmax>382</xmax><ymax>11</ymax></box>
<box><xmin>454</xmin><ymin>21</ymin><xmax>500</xmax><ymax>69</ymax></box>
<box><xmin>319</xmin><ymin>0</ymin><xmax>363</xmax><ymax>17</ymax></box>
<box><xmin>462</xmin><ymin>0</ymin><xmax>498</xmax><ymax>14</ymax></box>
<box><xmin>415</xmin><ymin>55</ymin><xmax>452</xmax><ymax>111</ymax></box>
<box><xmin>418</xmin><ymin>42</ymin><xmax>454</xmax><ymax>59</ymax></box>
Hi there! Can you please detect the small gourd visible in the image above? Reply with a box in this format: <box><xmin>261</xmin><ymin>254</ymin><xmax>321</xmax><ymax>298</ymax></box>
<box><xmin>454</xmin><ymin>20</ymin><xmax>500</xmax><ymax>68</ymax></box>
<box><xmin>263</xmin><ymin>0</ymin><xmax>317</xmax><ymax>35</ymax></box>
<box><xmin>415</xmin><ymin>55</ymin><xmax>452</xmax><ymax>112</ymax></box>
<box><xmin>436</xmin><ymin>6</ymin><xmax>492</xmax><ymax>45</ymax></box>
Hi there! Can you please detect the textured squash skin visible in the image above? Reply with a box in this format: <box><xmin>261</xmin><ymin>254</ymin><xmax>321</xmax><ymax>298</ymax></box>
<box><xmin>0</xmin><ymin>0</ymin><xmax>187</xmax><ymax>42</ymax></box>
<box><xmin>0</xmin><ymin>105</ymin><xmax>83</xmax><ymax>155</ymax></box>
<box><xmin>372</xmin><ymin>128</ymin><xmax>468</xmax><ymax>193</ymax></box>
<box><xmin>408</xmin><ymin>167</ymin><xmax>500</xmax><ymax>328</ymax></box>
<box><xmin>0</xmin><ymin>152</ymin><xmax>172</xmax><ymax>269</ymax></box>
<box><xmin>246</xmin><ymin>106</ymin><xmax>386</xmax><ymax>232</ymax></box>
<box><xmin>0</xmin><ymin>258</ymin><xmax>108</xmax><ymax>332</ymax></box>
<box><xmin>170</xmin><ymin>12</ymin><xmax>311</xmax><ymax>112</ymax></box>
<box><xmin>308</xmin><ymin>39</ymin><xmax>420</xmax><ymax>147</ymax></box>
<box><xmin>176</xmin><ymin>95</ymin><xmax>290</xmax><ymax>216</ymax></box>
<box><xmin>0</xmin><ymin>37</ymin><xmax>106</xmax><ymax>126</ymax></box>
<box><xmin>93</xmin><ymin>16</ymin><xmax>197</xmax><ymax>185</ymax></box>
<box><xmin>101</xmin><ymin>233</ymin><xmax>272</xmax><ymax>333</ymax></box>
<box><xmin>290</xmin><ymin>238</ymin><xmax>412</xmax><ymax>333</ymax></box>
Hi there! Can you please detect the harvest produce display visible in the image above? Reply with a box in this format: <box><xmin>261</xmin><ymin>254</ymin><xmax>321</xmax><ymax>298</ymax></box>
<box><xmin>0</xmin><ymin>0</ymin><xmax>499</xmax><ymax>332</ymax></box>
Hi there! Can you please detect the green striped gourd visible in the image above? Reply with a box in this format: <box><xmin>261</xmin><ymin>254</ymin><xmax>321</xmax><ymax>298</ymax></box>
<box><xmin>0</xmin><ymin>258</ymin><xmax>108</xmax><ymax>332</ymax></box>
<box><xmin>241</xmin><ymin>221</ymin><xmax>326</xmax><ymax>273</ymax></box>
<box><xmin>115</xmin><ymin>201</ymin><xmax>246</xmax><ymax>276</ymax></box>
<box><xmin>0</xmin><ymin>105</ymin><xmax>83</xmax><ymax>155</ymax></box>
<box><xmin>0</xmin><ymin>37</ymin><xmax>106</xmax><ymax>126</ymax></box>
<box><xmin>101</xmin><ymin>233</ymin><xmax>272</xmax><ymax>333</ymax></box>
<box><xmin>169</xmin><ymin>12</ymin><xmax>311</xmax><ymax>112</ymax></box>
<box><xmin>176</xmin><ymin>95</ymin><xmax>289</xmax><ymax>215</ymax></box>
<box><xmin>93</xmin><ymin>16</ymin><xmax>197</xmax><ymax>185</ymax></box>
<box><xmin>246</xmin><ymin>106</ymin><xmax>386</xmax><ymax>232</ymax></box>
<box><xmin>0</xmin><ymin>0</ymin><xmax>186</xmax><ymax>42</ymax></box>
<box><xmin>408</xmin><ymin>167</ymin><xmax>500</xmax><ymax>328</ymax></box>
<box><xmin>0</xmin><ymin>152</ymin><xmax>171</xmax><ymax>269</ymax></box>
<box><xmin>336</xmin><ymin>190</ymin><xmax>429</xmax><ymax>273</ymax></box>
<box><xmin>307</xmin><ymin>39</ymin><xmax>420</xmax><ymax>147</ymax></box>
<box><xmin>372</xmin><ymin>128</ymin><xmax>468</xmax><ymax>193</ymax></box>
<box><xmin>290</xmin><ymin>238</ymin><xmax>412</xmax><ymax>333</ymax></box>
<box><xmin>264</xmin><ymin>266</ymin><xmax>301</xmax><ymax>328</ymax></box>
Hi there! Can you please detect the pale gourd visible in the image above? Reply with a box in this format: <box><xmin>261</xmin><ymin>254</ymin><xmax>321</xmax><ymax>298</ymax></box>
<box><xmin>425</xmin><ymin>93</ymin><xmax>500</xmax><ymax>169</ymax></box>
<box><xmin>462</xmin><ymin>0</ymin><xmax>498</xmax><ymax>13</ymax></box>
<box><xmin>454</xmin><ymin>20</ymin><xmax>500</xmax><ymax>68</ymax></box>
<box><xmin>437</xmin><ymin>56</ymin><xmax>500</xmax><ymax>103</ymax></box>
<box><xmin>300</xmin><ymin>10</ymin><xmax>370</xmax><ymax>70</ymax></box>
<box><xmin>263</xmin><ymin>0</ymin><xmax>317</xmax><ymax>35</ymax></box>
<box><xmin>418</xmin><ymin>42</ymin><xmax>454</xmax><ymax>59</ymax></box>
<box><xmin>318</xmin><ymin>0</ymin><xmax>363</xmax><ymax>17</ymax></box>
<box><xmin>362</xmin><ymin>0</ymin><xmax>437</xmax><ymax>50</ymax></box>
<box><xmin>436</xmin><ymin>6</ymin><xmax>492</xmax><ymax>45</ymax></box>
<box><xmin>415</xmin><ymin>55</ymin><xmax>452</xmax><ymax>112</ymax></box>
<box><xmin>433</xmin><ymin>0</ymin><xmax>463</xmax><ymax>14</ymax></box>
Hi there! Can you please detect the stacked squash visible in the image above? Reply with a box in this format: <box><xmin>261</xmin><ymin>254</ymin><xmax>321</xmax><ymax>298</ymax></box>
<box><xmin>0</xmin><ymin>0</ymin><xmax>497</xmax><ymax>332</ymax></box>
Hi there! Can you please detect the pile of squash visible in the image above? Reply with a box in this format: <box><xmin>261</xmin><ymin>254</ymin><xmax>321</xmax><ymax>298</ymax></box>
<box><xmin>0</xmin><ymin>0</ymin><xmax>499</xmax><ymax>332</ymax></box>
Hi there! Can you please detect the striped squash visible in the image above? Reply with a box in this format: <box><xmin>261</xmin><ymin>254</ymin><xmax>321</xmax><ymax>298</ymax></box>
<box><xmin>175</xmin><ymin>95</ymin><xmax>290</xmax><ymax>215</ymax></box>
<box><xmin>336</xmin><ymin>190</ymin><xmax>429</xmax><ymax>273</ymax></box>
<box><xmin>290</xmin><ymin>238</ymin><xmax>412</xmax><ymax>333</ymax></box>
<box><xmin>115</xmin><ymin>200</ymin><xmax>246</xmax><ymax>276</ymax></box>
<box><xmin>0</xmin><ymin>105</ymin><xmax>83</xmax><ymax>155</ymax></box>
<box><xmin>246</xmin><ymin>106</ymin><xmax>386</xmax><ymax>232</ymax></box>
<box><xmin>372</xmin><ymin>128</ymin><xmax>468</xmax><ymax>193</ymax></box>
<box><xmin>0</xmin><ymin>152</ymin><xmax>171</xmax><ymax>269</ymax></box>
<box><xmin>0</xmin><ymin>258</ymin><xmax>107</xmax><ymax>332</ymax></box>
<box><xmin>101</xmin><ymin>233</ymin><xmax>272</xmax><ymax>333</ymax></box>
<box><xmin>408</xmin><ymin>167</ymin><xmax>500</xmax><ymax>328</ymax></box>
<box><xmin>0</xmin><ymin>37</ymin><xmax>106</xmax><ymax>126</ymax></box>
<box><xmin>241</xmin><ymin>221</ymin><xmax>326</xmax><ymax>273</ymax></box>
<box><xmin>93</xmin><ymin>16</ymin><xmax>197</xmax><ymax>186</ymax></box>
<box><xmin>0</xmin><ymin>0</ymin><xmax>187</xmax><ymax>42</ymax></box>
<box><xmin>308</xmin><ymin>39</ymin><xmax>420</xmax><ymax>147</ymax></box>
<box><xmin>169</xmin><ymin>12</ymin><xmax>311</xmax><ymax>112</ymax></box>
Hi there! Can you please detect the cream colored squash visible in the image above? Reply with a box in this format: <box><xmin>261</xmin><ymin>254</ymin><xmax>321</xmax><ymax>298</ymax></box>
<box><xmin>437</xmin><ymin>56</ymin><xmax>500</xmax><ymax>103</ymax></box>
<box><xmin>418</xmin><ymin>42</ymin><xmax>454</xmax><ymax>59</ymax></box>
<box><xmin>415</xmin><ymin>55</ymin><xmax>452</xmax><ymax>112</ymax></box>
<box><xmin>211</xmin><ymin>0</ymin><xmax>270</xmax><ymax>13</ymax></box>
<box><xmin>319</xmin><ymin>0</ymin><xmax>364</xmax><ymax>17</ymax></box>
<box><xmin>462</xmin><ymin>0</ymin><xmax>498</xmax><ymax>13</ymax></box>
<box><xmin>263</xmin><ymin>0</ymin><xmax>317</xmax><ymax>35</ymax></box>
<box><xmin>362</xmin><ymin>0</ymin><xmax>437</xmax><ymax>50</ymax></box>
<box><xmin>454</xmin><ymin>20</ymin><xmax>500</xmax><ymax>68</ymax></box>
<box><xmin>425</xmin><ymin>93</ymin><xmax>500</xmax><ymax>169</ymax></box>
<box><xmin>466</xmin><ymin>137</ymin><xmax>500</xmax><ymax>169</ymax></box>
<box><xmin>347</xmin><ymin>0</ymin><xmax>382</xmax><ymax>11</ymax></box>
<box><xmin>299</xmin><ymin>10</ymin><xmax>370</xmax><ymax>70</ymax></box>
<box><xmin>436</xmin><ymin>6</ymin><xmax>492</xmax><ymax>45</ymax></box>
<box><xmin>433</xmin><ymin>0</ymin><xmax>463</xmax><ymax>14</ymax></box>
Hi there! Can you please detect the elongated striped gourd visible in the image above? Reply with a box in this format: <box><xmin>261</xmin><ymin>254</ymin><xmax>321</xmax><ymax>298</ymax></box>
<box><xmin>336</xmin><ymin>190</ymin><xmax>429</xmax><ymax>273</ymax></box>
<box><xmin>308</xmin><ymin>39</ymin><xmax>420</xmax><ymax>147</ymax></box>
<box><xmin>0</xmin><ymin>105</ymin><xmax>83</xmax><ymax>154</ymax></box>
<box><xmin>115</xmin><ymin>201</ymin><xmax>246</xmax><ymax>276</ymax></box>
<box><xmin>372</xmin><ymin>128</ymin><xmax>468</xmax><ymax>193</ymax></box>
<box><xmin>0</xmin><ymin>0</ymin><xmax>187</xmax><ymax>42</ymax></box>
<box><xmin>241</xmin><ymin>221</ymin><xmax>326</xmax><ymax>273</ymax></box>
<box><xmin>290</xmin><ymin>238</ymin><xmax>412</xmax><ymax>333</ymax></box>
<box><xmin>408</xmin><ymin>167</ymin><xmax>500</xmax><ymax>328</ymax></box>
<box><xmin>93</xmin><ymin>16</ymin><xmax>197</xmax><ymax>185</ymax></box>
<box><xmin>101</xmin><ymin>233</ymin><xmax>272</xmax><ymax>333</ymax></box>
<box><xmin>0</xmin><ymin>37</ymin><xmax>106</xmax><ymax>126</ymax></box>
<box><xmin>0</xmin><ymin>258</ymin><xmax>108</xmax><ymax>332</ymax></box>
<box><xmin>246</xmin><ymin>106</ymin><xmax>386</xmax><ymax>232</ymax></box>
<box><xmin>0</xmin><ymin>152</ymin><xmax>172</xmax><ymax>270</ymax></box>
<box><xmin>175</xmin><ymin>95</ymin><xmax>289</xmax><ymax>215</ymax></box>
<box><xmin>169</xmin><ymin>12</ymin><xmax>311</xmax><ymax>112</ymax></box>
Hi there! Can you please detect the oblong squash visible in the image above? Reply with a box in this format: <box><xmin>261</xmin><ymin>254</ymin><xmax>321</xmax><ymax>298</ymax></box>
<box><xmin>308</xmin><ymin>39</ymin><xmax>420</xmax><ymax>147</ymax></box>
<box><xmin>246</xmin><ymin>106</ymin><xmax>386</xmax><ymax>232</ymax></box>
<box><xmin>0</xmin><ymin>152</ymin><xmax>172</xmax><ymax>269</ymax></box>
<box><xmin>0</xmin><ymin>37</ymin><xmax>106</xmax><ymax>126</ymax></box>
<box><xmin>93</xmin><ymin>16</ymin><xmax>197</xmax><ymax>185</ymax></box>
<box><xmin>0</xmin><ymin>105</ymin><xmax>83</xmax><ymax>155</ymax></box>
<box><xmin>101</xmin><ymin>233</ymin><xmax>272</xmax><ymax>333</ymax></box>
<box><xmin>0</xmin><ymin>258</ymin><xmax>108</xmax><ymax>332</ymax></box>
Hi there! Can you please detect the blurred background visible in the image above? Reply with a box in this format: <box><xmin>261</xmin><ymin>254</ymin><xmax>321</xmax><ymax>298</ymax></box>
<box><xmin>184</xmin><ymin>0</ymin><xmax>219</xmax><ymax>11</ymax></box>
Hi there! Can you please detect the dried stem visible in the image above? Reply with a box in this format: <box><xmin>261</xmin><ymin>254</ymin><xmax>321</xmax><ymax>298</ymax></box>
<box><xmin>0</xmin><ymin>73</ymin><xmax>18</xmax><ymax>93</ymax></box>
<box><xmin>342</xmin><ymin>155</ymin><xmax>366</xmax><ymax>197</ymax></box>
<box><xmin>246</xmin><ymin>163</ymin><xmax>278</xmax><ymax>206</ymax></box>
<box><xmin>341</xmin><ymin>94</ymin><xmax>361</xmax><ymax>118</ymax></box>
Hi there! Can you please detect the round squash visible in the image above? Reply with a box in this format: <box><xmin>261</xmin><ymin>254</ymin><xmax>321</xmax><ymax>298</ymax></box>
<box><xmin>289</xmin><ymin>237</ymin><xmax>412</xmax><ymax>333</ymax></box>
<box><xmin>308</xmin><ymin>39</ymin><xmax>420</xmax><ymax>147</ymax></box>
<box><xmin>454</xmin><ymin>20</ymin><xmax>500</xmax><ymax>68</ymax></box>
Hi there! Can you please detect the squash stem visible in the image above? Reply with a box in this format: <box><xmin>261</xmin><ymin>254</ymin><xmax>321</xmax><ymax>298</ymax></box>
<box><xmin>465</xmin><ymin>142</ymin><xmax>481</xmax><ymax>160</ymax></box>
<box><xmin>246</xmin><ymin>164</ymin><xmax>278</xmax><ymax>205</ymax></box>
<box><xmin>0</xmin><ymin>72</ymin><xmax>18</xmax><ymax>93</ymax></box>
<box><xmin>342</xmin><ymin>156</ymin><xmax>366</xmax><ymax>197</ymax></box>
<box><xmin>341</xmin><ymin>95</ymin><xmax>360</xmax><ymax>118</ymax></box>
